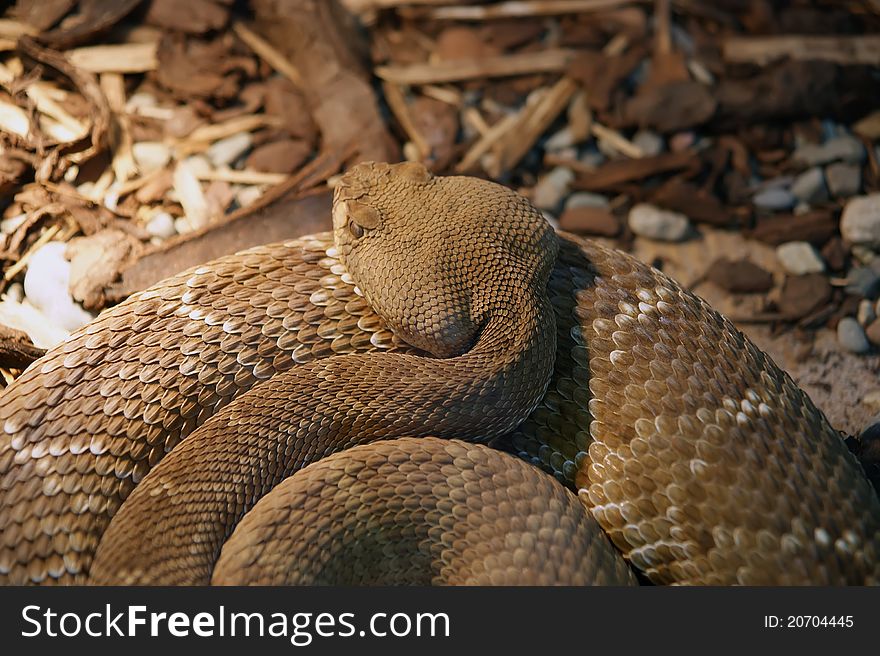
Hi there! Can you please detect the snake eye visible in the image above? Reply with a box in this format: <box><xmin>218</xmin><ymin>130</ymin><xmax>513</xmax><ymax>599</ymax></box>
<box><xmin>348</xmin><ymin>220</ymin><xmax>364</xmax><ymax>238</ymax></box>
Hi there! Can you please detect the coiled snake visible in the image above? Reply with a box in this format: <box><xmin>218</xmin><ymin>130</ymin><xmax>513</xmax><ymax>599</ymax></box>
<box><xmin>1</xmin><ymin>162</ymin><xmax>878</xmax><ymax>585</ymax></box>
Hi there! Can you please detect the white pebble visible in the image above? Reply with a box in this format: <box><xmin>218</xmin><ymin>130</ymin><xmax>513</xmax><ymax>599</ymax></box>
<box><xmin>628</xmin><ymin>204</ymin><xmax>691</xmax><ymax>242</ymax></box>
<box><xmin>22</xmin><ymin>242</ymin><xmax>94</xmax><ymax>334</ymax></box>
<box><xmin>146</xmin><ymin>211</ymin><xmax>177</xmax><ymax>239</ymax></box>
<box><xmin>632</xmin><ymin>130</ymin><xmax>664</xmax><ymax>157</ymax></box>
<box><xmin>775</xmin><ymin>241</ymin><xmax>825</xmax><ymax>275</ymax></box>
<box><xmin>790</xmin><ymin>167</ymin><xmax>827</xmax><ymax>205</ymax></box>
<box><xmin>838</xmin><ymin>317</ymin><xmax>870</xmax><ymax>354</ymax></box>
<box><xmin>841</xmin><ymin>194</ymin><xmax>880</xmax><ymax>246</ymax></box>
<box><xmin>207</xmin><ymin>132</ymin><xmax>253</xmax><ymax>167</ymax></box>
<box><xmin>858</xmin><ymin>299</ymin><xmax>876</xmax><ymax>327</ymax></box>
<box><xmin>544</xmin><ymin>127</ymin><xmax>575</xmax><ymax>152</ymax></box>
<box><xmin>532</xmin><ymin>167</ymin><xmax>574</xmax><ymax>211</ymax></box>
<box><xmin>235</xmin><ymin>185</ymin><xmax>264</xmax><ymax>209</ymax></box>
<box><xmin>565</xmin><ymin>191</ymin><xmax>609</xmax><ymax>211</ymax></box>
<box><xmin>132</xmin><ymin>142</ymin><xmax>171</xmax><ymax>174</ymax></box>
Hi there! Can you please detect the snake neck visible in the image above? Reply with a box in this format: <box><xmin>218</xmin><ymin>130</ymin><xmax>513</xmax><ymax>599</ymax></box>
<box><xmin>89</xmin><ymin>271</ymin><xmax>558</xmax><ymax>584</ymax></box>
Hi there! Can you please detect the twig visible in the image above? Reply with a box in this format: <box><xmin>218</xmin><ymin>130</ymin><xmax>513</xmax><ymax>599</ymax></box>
<box><xmin>654</xmin><ymin>0</ymin><xmax>672</xmax><ymax>56</ymax></box>
<box><xmin>3</xmin><ymin>223</ymin><xmax>61</xmax><ymax>282</ymax></box>
<box><xmin>591</xmin><ymin>123</ymin><xmax>643</xmax><ymax>159</ymax></box>
<box><xmin>405</xmin><ymin>0</ymin><xmax>639</xmax><ymax>20</ymax></box>
<box><xmin>723</xmin><ymin>35</ymin><xmax>880</xmax><ymax>66</ymax></box>
<box><xmin>195</xmin><ymin>169</ymin><xmax>289</xmax><ymax>186</ymax></box>
<box><xmin>233</xmin><ymin>21</ymin><xmax>305</xmax><ymax>90</ymax></box>
<box><xmin>66</xmin><ymin>42</ymin><xmax>158</xmax><ymax>73</ymax></box>
<box><xmin>381</xmin><ymin>81</ymin><xmax>431</xmax><ymax>159</ymax></box>
<box><xmin>376</xmin><ymin>49</ymin><xmax>576</xmax><ymax>85</ymax></box>
<box><xmin>183</xmin><ymin>114</ymin><xmax>281</xmax><ymax>145</ymax></box>
<box><xmin>0</xmin><ymin>324</ymin><xmax>45</xmax><ymax>370</ymax></box>
<box><xmin>456</xmin><ymin>112</ymin><xmax>521</xmax><ymax>173</ymax></box>
<box><xmin>419</xmin><ymin>85</ymin><xmax>462</xmax><ymax>107</ymax></box>
<box><xmin>492</xmin><ymin>77</ymin><xmax>578</xmax><ymax>175</ymax></box>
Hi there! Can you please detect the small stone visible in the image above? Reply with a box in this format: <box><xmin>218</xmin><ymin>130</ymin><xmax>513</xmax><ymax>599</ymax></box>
<box><xmin>859</xmin><ymin>299</ymin><xmax>877</xmax><ymax>327</ymax></box>
<box><xmin>838</xmin><ymin>317</ymin><xmax>871</xmax><ymax>354</ymax></box>
<box><xmin>145</xmin><ymin>211</ymin><xmax>176</xmax><ymax>239</ymax></box>
<box><xmin>846</xmin><ymin>265</ymin><xmax>880</xmax><ymax>299</ymax></box>
<box><xmin>825</xmin><ymin>162</ymin><xmax>862</xmax><ymax>198</ymax></box>
<box><xmin>22</xmin><ymin>242</ymin><xmax>93</xmax><ymax>333</ymax></box>
<box><xmin>558</xmin><ymin>207</ymin><xmax>619</xmax><ymax>236</ymax></box>
<box><xmin>865</xmin><ymin>319</ymin><xmax>880</xmax><ymax>345</ymax></box>
<box><xmin>669</xmin><ymin>131</ymin><xmax>695</xmax><ymax>153</ymax></box>
<box><xmin>206</xmin><ymin>132</ymin><xmax>252</xmax><ymax>167</ymax></box>
<box><xmin>775</xmin><ymin>241</ymin><xmax>825</xmax><ymax>275</ymax></box>
<box><xmin>794</xmin><ymin>135</ymin><xmax>866</xmax><ymax>167</ymax></box>
<box><xmin>632</xmin><ymin>130</ymin><xmax>664</xmax><ymax>157</ymax></box>
<box><xmin>790</xmin><ymin>167</ymin><xmax>827</xmax><ymax>204</ymax></box>
<box><xmin>235</xmin><ymin>185</ymin><xmax>264</xmax><ymax>208</ymax></box>
<box><xmin>706</xmin><ymin>258</ymin><xmax>773</xmax><ymax>294</ymax></box>
<box><xmin>531</xmin><ymin>167</ymin><xmax>574</xmax><ymax>211</ymax></box>
<box><xmin>544</xmin><ymin>127</ymin><xmax>575</xmax><ymax>152</ymax></box>
<box><xmin>183</xmin><ymin>155</ymin><xmax>212</xmax><ymax>176</ymax></box>
<box><xmin>174</xmin><ymin>216</ymin><xmax>194</xmax><ymax>234</ymax></box>
<box><xmin>564</xmin><ymin>192</ymin><xmax>609</xmax><ymax>211</ymax></box>
<box><xmin>628</xmin><ymin>203</ymin><xmax>691</xmax><ymax>242</ymax></box>
<box><xmin>579</xmin><ymin>148</ymin><xmax>605</xmax><ymax>169</ymax></box>
<box><xmin>125</xmin><ymin>92</ymin><xmax>157</xmax><ymax>112</ymax></box>
<box><xmin>841</xmin><ymin>194</ymin><xmax>880</xmax><ymax>246</ymax></box>
<box><xmin>753</xmin><ymin>187</ymin><xmax>796</xmax><ymax>211</ymax></box>
<box><xmin>132</xmin><ymin>142</ymin><xmax>171</xmax><ymax>174</ymax></box>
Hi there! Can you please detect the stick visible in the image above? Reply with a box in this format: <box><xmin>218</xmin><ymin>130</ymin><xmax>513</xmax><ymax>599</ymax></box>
<box><xmin>492</xmin><ymin>76</ymin><xmax>578</xmax><ymax>174</ymax></box>
<box><xmin>376</xmin><ymin>49</ymin><xmax>576</xmax><ymax>85</ymax></box>
<box><xmin>405</xmin><ymin>0</ymin><xmax>638</xmax><ymax>20</ymax></box>
<box><xmin>381</xmin><ymin>81</ymin><xmax>431</xmax><ymax>159</ymax></box>
<box><xmin>723</xmin><ymin>35</ymin><xmax>880</xmax><ymax>66</ymax></box>
<box><xmin>232</xmin><ymin>22</ymin><xmax>305</xmax><ymax>90</ymax></box>
<box><xmin>66</xmin><ymin>42</ymin><xmax>159</xmax><ymax>73</ymax></box>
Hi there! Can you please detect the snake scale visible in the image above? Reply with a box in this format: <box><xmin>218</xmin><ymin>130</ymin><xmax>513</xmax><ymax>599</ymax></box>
<box><xmin>1</xmin><ymin>162</ymin><xmax>878</xmax><ymax>585</ymax></box>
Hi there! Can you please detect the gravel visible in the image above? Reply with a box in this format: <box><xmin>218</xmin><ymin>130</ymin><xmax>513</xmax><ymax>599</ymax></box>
<box><xmin>838</xmin><ymin>317</ymin><xmax>871</xmax><ymax>354</ymax></box>
<box><xmin>532</xmin><ymin>166</ymin><xmax>574</xmax><ymax>211</ymax></box>
<box><xmin>790</xmin><ymin>167</ymin><xmax>827</xmax><ymax>205</ymax></box>
<box><xmin>628</xmin><ymin>203</ymin><xmax>691</xmax><ymax>241</ymax></box>
<box><xmin>840</xmin><ymin>194</ymin><xmax>880</xmax><ymax>246</ymax></box>
<box><xmin>825</xmin><ymin>162</ymin><xmax>862</xmax><ymax>198</ymax></box>
<box><xmin>775</xmin><ymin>241</ymin><xmax>825</xmax><ymax>275</ymax></box>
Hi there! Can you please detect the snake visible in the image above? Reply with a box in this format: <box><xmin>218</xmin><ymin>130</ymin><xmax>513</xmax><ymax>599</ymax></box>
<box><xmin>1</xmin><ymin>161</ymin><xmax>878</xmax><ymax>585</ymax></box>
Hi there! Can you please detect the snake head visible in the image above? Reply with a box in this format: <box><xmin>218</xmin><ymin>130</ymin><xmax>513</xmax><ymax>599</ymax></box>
<box><xmin>332</xmin><ymin>161</ymin><xmax>557</xmax><ymax>358</ymax></box>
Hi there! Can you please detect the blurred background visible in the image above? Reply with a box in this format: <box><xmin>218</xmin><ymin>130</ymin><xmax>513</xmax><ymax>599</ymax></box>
<box><xmin>0</xmin><ymin>0</ymin><xmax>878</xmax><ymax>440</ymax></box>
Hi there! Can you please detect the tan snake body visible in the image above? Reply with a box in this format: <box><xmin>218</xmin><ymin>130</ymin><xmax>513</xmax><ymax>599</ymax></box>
<box><xmin>0</xmin><ymin>162</ymin><xmax>878</xmax><ymax>585</ymax></box>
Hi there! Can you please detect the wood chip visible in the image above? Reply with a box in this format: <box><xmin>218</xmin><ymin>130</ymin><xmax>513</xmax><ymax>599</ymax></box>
<box><xmin>195</xmin><ymin>169</ymin><xmax>288</xmax><ymax>186</ymax></box>
<box><xmin>574</xmin><ymin>151</ymin><xmax>696</xmax><ymax>191</ymax></box>
<box><xmin>382</xmin><ymin>81</ymin><xmax>430</xmax><ymax>160</ymax></box>
<box><xmin>173</xmin><ymin>161</ymin><xmax>210</xmax><ymax>230</ymax></box>
<box><xmin>233</xmin><ymin>21</ymin><xmax>304</xmax><ymax>90</ymax></box>
<box><xmin>491</xmin><ymin>76</ymin><xmax>577</xmax><ymax>175</ymax></box>
<box><xmin>66</xmin><ymin>42</ymin><xmax>159</xmax><ymax>73</ymax></box>
<box><xmin>376</xmin><ymin>49</ymin><xmax>576</xmax><ymax>85</ymax></box>
<box><xmin>406</xmin><ymin>0</ymin><xmax>637</xmax><ymax>20</ymax></box>
<box><xmin>723</xmin><ymin>35</ymin><xmax>880</xmax><ymax>67</ymax></box>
